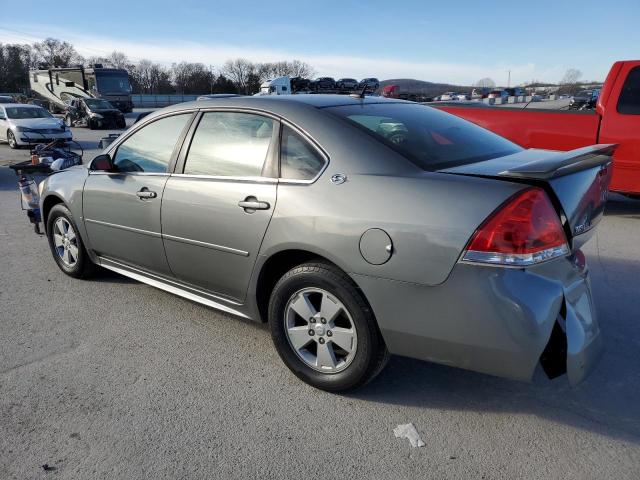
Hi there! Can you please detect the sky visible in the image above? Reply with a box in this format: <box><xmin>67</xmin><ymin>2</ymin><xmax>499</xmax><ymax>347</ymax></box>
<box><xmin>0</xmin><ymin>0</ymin><xmax>637</xmax><ymax>86</ymax></box>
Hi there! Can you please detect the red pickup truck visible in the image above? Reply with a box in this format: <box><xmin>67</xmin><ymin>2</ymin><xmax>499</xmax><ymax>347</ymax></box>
<box><xmin>437</xmin><ymin>61</ymin><xmax>640</xmax><ymax>196</ymax></box>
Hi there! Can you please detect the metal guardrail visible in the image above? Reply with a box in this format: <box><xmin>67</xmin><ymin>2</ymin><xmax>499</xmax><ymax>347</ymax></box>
<box><xmin>131</xmin><ymin>94</ymin><xmax>199</xmax><ymax>108</ymax></box>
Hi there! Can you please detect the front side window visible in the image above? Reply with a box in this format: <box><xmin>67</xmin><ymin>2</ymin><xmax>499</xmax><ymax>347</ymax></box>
<box><xmin>326</xmin><ymin>103</ymin><xmax>521</xmax><ymax>171</ymax></box>
<box><xmin>184</xmin><ymin>112</ymin><xmax>274</xmax><ymax>177</ymax></box>
<box><xmin>617</xmin><ymin>67</ymin><xmax>640</xmax><ymax>115</ymax></box>
<box><xmin>113</xmin><ymin>114</ymin><xmax>191</xmax><ymax>173</ymax></box>
<box><xmin>280</xmin><ymin>125</ymin><xmax>326</xmax><ymax>180</ymax></box>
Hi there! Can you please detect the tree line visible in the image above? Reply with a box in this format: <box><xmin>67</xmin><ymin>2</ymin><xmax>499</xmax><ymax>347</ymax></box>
<box><xmin>0</xmin><ymin>38</ymin><xmax>315</xmax><ymax>95</ymax></box>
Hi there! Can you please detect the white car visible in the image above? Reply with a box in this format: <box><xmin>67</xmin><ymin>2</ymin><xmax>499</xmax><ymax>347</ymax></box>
<box><xmin>0</xmin><ymin>104</ymin><xmax>72</xmax><ymax>149</ymax></box>
<box><xmin>439</xmin><ymin>92</ymin><xmax>457</xmax><ymax>101</ymax></box>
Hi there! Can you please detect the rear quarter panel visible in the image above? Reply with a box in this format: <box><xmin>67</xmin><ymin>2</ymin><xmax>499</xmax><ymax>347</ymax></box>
<box><xmin>260</xmin><ymin>172</ymin><xmax>525</xmax><ymax>286</ymax></box>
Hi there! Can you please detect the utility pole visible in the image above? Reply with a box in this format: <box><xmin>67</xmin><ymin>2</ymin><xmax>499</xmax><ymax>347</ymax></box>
<box><xmin>507</xmin><ymin>70</ymin><xmax>511</xmax><ymax>88</ymax></box>
<box><xmin>210</xmin><ymin>64</ymin><xmax>214</xmax><ymax>94</ymax></box>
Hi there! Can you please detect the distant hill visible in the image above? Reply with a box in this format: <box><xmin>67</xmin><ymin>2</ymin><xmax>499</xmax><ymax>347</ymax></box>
<box><xmin>380</xmin><ymin>79</ymin><xmax>472</xmax><ymax>96</ymax></box>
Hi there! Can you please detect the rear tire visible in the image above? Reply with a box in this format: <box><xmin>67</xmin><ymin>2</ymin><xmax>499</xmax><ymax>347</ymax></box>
<box><xmin>269</xmin><ymin>261</ymin><xmax>389</xmax><ymax>391</ymax></box>
<box><xmin>46</xmin><ymin>204</ymin><xmax>97</xmax><ymax>278</ymax></box>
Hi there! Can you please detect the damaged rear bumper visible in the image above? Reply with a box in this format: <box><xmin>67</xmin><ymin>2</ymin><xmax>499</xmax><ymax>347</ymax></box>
<box><xmin>352</xmin><ymin>250</ymin><xmax>602</xmax><ymax>385</ymax></box>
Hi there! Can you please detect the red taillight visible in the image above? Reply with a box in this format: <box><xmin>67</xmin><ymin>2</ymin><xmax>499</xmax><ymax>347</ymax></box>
<box><xmin>462</xmin><ymin>188</ymin><xmax>569</xmax><ymax>266</ymax></box>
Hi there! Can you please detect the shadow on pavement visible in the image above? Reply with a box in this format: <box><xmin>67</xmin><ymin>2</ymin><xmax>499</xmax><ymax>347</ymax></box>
<box><xmin>350</xmin><ymin>255</ymin><xmax>640</xmax><ymax>446</ymax></box>
<box><xmin>605</xmin><ymin>194</ymin><xmax>640</xmax><ymax>218</ymax></box>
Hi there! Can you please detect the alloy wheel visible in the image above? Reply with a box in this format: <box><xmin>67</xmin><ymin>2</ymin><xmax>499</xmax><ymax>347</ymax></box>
<box><xmin>8</xmin><ymin>131</ymin><xmax>16</xmax><ymax>148</ymax></box>
<box><xmin>284</xmin><ymin>287</ymin><xmax>358</xmax><ymax>373</ymax></box>
<box><xmin>53</xmin><ymin>217</ymin><xmax>79</xmax><ymax>267</ymax></box>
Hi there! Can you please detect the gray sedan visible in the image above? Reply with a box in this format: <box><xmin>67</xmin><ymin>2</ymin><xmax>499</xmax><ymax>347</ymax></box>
<box><xmin>38</xmin><ymin>95</ymin><xmax>613</xmax><ymax>391</ymax></box>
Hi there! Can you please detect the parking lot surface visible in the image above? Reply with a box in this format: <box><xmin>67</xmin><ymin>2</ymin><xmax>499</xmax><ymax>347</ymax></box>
<box><xmin>1</xmin><ymin>117</ymin><xmax>639</xmax><ymax>479</ymax></box>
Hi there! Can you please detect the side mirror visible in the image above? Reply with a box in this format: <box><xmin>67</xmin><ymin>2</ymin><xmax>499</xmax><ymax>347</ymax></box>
<box><xmin>91</xmin><ymin>154</ymin><xmax>114</xmax><ymax>172</ymax></box>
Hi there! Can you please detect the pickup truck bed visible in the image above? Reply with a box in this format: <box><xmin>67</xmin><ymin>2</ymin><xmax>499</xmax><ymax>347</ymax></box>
<box><xmin>438</xmin><ymin>107</ymin><xmax>600</xmax><ymax>151</ymax></box>
<box><xmin>437</xmin><ymin>60</ymin><xmax>640</xmax><ymax>196</ymax></box>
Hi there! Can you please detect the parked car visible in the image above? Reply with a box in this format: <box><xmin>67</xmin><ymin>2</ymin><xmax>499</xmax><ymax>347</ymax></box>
<box><xmin>0</xmin><ymin>103</ymin><xmax>71</xmax><ymax>148</ymax></box>
<box><xmin>38</xmin><ymin>95</ymin><xmax>610</xmax><ymax>391</ymax></box>
<box><xmin>290</xmin><ymin>77</ymin><xmax>311</xmax><ymax>93</ymax></box>
<box><xmin>358</xmin><ymin>78</ymin><xmax>380</xmax><ymax>92</ymax></box>
<box><xmin>0</xmin><ymin>95</ymin><xmax>15</xmax><ymax>104</ymax></box>
<box><xmin>487</xmin><ymin>90</ymin><xmax>510</xmax><ymax>102</ymax></box>
<box><xmin>438</xmin><ymin>60</ymin><xmax>640</xmax><ymax>195</ymax></box>
<box><xmin>438</xmin><ymin>92</ymin><xmax>457</xmax><ymax>101</ymax></box>
<box><xmin>570</xmin><ymin>89</ymin><xmax>600</xmax><ymax>110</ymax></box>
<box><xmin>311</xmin><ymin>77</ymin><xmax>336</xmax><ymax>92</ymax></box>
<box><xmin>505</xmin><ymin>87</ymin><xmax>526</xmax><ymax>97</ymax></box>
<box><xmin>455</xmin><ymin>93</ymin><xmax>470</xmax><ymax>101</ymax></box>
<box><xmin>336</xmin><ymin>78</ymin><xmax>359</xmax><ymax>91</ymax></box>
<box><xmin>64</xmin><ymin>98</ymin><xmax>126</xmax><ymax>129</ymax></box>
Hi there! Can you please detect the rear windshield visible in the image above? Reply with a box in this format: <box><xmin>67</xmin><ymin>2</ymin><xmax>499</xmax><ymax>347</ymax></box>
<box><xmin>326</xmin><ymin>103</ymin><xmax>522</xmax><ymax>170</ymax></box>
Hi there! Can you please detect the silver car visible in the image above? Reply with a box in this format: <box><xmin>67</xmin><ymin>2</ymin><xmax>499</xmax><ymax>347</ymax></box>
<box><xmin>39</xmin><ymin>95</ymin><xmax>613</xmax><ymax>391</ymax></box>
<box><xmin>0</xmin><ymin>104</ymin><xmax>72</xmax><ymax>148</ymax></box>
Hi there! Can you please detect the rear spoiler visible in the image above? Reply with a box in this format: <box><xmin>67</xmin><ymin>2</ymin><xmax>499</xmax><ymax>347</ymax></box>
<box><xmin>497</xmin><ymin>144</ymin><xmax>617</xmax><ymax>180</ymax></box>
<box><xmin>440</xmin><ymin>144</ymin><xmax>617</xmax><ymax>241</ymax></box>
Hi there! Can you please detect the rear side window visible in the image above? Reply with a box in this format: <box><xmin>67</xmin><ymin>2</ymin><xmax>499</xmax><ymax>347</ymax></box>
<box><xmin>113</xmin><ymin>114</ymin><xmax>191</xmax><ymax>173</ymax></box>
<box><xmin>326</xmin><ymin>103</ymin><xmax>521</xmax><ymax>171</ymax></box>
<box><xmin>280</xmin><ymin>126</ymin><xmax>326</xmax><ymax>180</ymax></box>
<box><xmin>184</xmin><ymin>112</ymin><xmax>274</xmax><ymax>177</ymax></box>
<box><xmin>617</xmin><ymin>67</ymin><xmax>640</xmax><ymax>115</ymax></box>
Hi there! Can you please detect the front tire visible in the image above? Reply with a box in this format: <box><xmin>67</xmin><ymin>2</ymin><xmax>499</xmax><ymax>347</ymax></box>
<box><xmin>46</xmin><ymin>204</ymin><xmax>97</xmax><ymax>278</ymax></box>
<box><xmin>7</xmin><ymin>130</ymin><xmax>18</xmax><ymax>149</ymax></box>
<box><xmin>269</xmin><ymin>261</ymin><xmax>389</xmax><ymax>391</ymax></box>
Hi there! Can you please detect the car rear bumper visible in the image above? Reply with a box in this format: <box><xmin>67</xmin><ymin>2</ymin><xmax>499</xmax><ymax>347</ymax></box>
<box><xmin>352</xmin><ymin>250</ymin><xmax>601</xmax><ymax>385</ymax></box>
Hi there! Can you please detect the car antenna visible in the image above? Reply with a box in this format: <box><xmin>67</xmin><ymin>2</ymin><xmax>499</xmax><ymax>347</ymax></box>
<box><xmin>350</xmin><ymin>84</ymin><xmax>368</xmax><ymax>99</ymax></box>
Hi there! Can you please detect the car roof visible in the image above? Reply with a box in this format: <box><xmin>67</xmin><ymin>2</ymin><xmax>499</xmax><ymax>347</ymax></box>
<box><xmin>136</xmin><ymin>95</ymin><xmax>411</xmax><ymax>127</ymax></box>
<box><xmin>0</xmin><ymin>103</ymin><xmax>42</xmax><ymax>108</ymax></box>
<box><xmin>157</xmin><ymin>94</ymin><xmax>408</xmax><ymax>114</ymax></box>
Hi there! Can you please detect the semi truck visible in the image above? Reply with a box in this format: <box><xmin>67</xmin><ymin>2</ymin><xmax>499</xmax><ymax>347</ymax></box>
<box><xmin>437</xmin><ymin>61</ymin><xmax>640</xmax><ymax>197</ymax></box>
<box><xmin>29</xmin><ymin>65</ymin><xmax>133</xmax><ymax>113</ymax></box>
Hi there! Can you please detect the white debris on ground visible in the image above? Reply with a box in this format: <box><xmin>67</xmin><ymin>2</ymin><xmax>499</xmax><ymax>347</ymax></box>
<box><xmin>393</xmin><ymin>423</ymin><xmax>426</xmax><ymax>448</ymax></box>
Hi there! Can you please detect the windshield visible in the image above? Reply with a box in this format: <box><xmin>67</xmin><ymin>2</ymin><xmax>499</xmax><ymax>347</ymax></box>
<box><xmin>95</xmin><ymin>73</ymin><xmax>132</xmax><ymax>94</ymax></box>
<box><xmin>5</xmin><ymin>107</ymin><xmax>53</xmax><ymax>119</ymax></box>
<box><xmin>326</xmin><ymin>103</ymin><xmax>522</xmax><ymax>171</ymax></box>
<box><xmin>85</xmin><ymin>99</ymin><xmax>115</xmax><ymax>109</ymax></box>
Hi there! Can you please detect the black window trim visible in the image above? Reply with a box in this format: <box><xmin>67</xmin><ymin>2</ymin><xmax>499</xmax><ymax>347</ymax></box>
<box><xmin>616</xmin><ymin>65</ymin><xmax>640</xmax><ymax>115</ymax></box>
<box><xmin>277</xmin><ymin>119</ymin><xmax>329</xmax><ymax>184</ymax></box>
<box><xmin>171</xmin><ymin>106</ymin><xmax>330</xmax><ymax>184</ymax></box>
<box><xmin>91</xmin><ymin>109</ymin><xmax>197</xmax><ymax>176</ymax></box>
<box><xmin>172</xmin><ymin>108</ymin><xmax>281</xmax><ymax>182</ymax></box>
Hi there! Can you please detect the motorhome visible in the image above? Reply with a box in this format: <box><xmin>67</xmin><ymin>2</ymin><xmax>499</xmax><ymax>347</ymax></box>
<box><xmin>29</xmin><ymin>65</ymin><xmax>133</xmax><ymax>113</ymax></box>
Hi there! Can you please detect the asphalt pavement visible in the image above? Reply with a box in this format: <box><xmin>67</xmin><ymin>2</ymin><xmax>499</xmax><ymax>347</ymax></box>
<box><xmin>0</xmin><ymin>114</ymin><xmax>639</xmax><ymax>479</ymax></box>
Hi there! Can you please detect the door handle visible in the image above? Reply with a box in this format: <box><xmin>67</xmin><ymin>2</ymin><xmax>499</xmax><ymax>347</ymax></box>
<box><xmin>136</xmin><ymin>188</ymin><xmax>157</xmax><ymax>199</ymax></box>
<box><xmin>238</xmin><ymin>196</ymin><xmax>270</xmax><ymax>213</ymax></box>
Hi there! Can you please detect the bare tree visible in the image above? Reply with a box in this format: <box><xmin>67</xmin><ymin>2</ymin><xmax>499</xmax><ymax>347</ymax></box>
<box><xmin>109</xmin><ymin>51</ymin><xmax>130</xmax><ymax>69</ymax></box>
<box><xmin>32</xmin><ymin>38</ymin><xmax>83</xmax><ymax>67</ymax></box>
<box><xmin>258</xmin><ymin>60</ymin><xmax>315</xmax><ymax>82</ymax></box>
<box><xmin>171</xmin><ymin>62</ymin><xmax>211</xmax><ymax>94</ymax></box>
<box><xmin>222</xmin><ymin>58</ymin><xmax>257</xmax><ymax>94</ymax></box>
<box><xmin>560</xmin><ymin>68</ymin><xmax>582</xmax><ymax>85</ymax></box>
<box><xmin>85</xmin><ymin>55</ymin><xmax>109</xmax><ymax>67</ymax></box>
<box><xmin>130</xmin><ymin>59</ymin><xmax>173</xmax><ymax>94</ymax></box>
<box><xmin>474</xmin><ymin>77</ymin><xmax>496</xmax><ymax>88</ymax></box>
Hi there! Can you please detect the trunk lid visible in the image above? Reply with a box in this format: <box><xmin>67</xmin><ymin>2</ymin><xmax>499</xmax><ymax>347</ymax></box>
<box><xmin>439</xmin><ymin>144</ymin><xmax>616</xmax><ymax>244</ymax></box>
